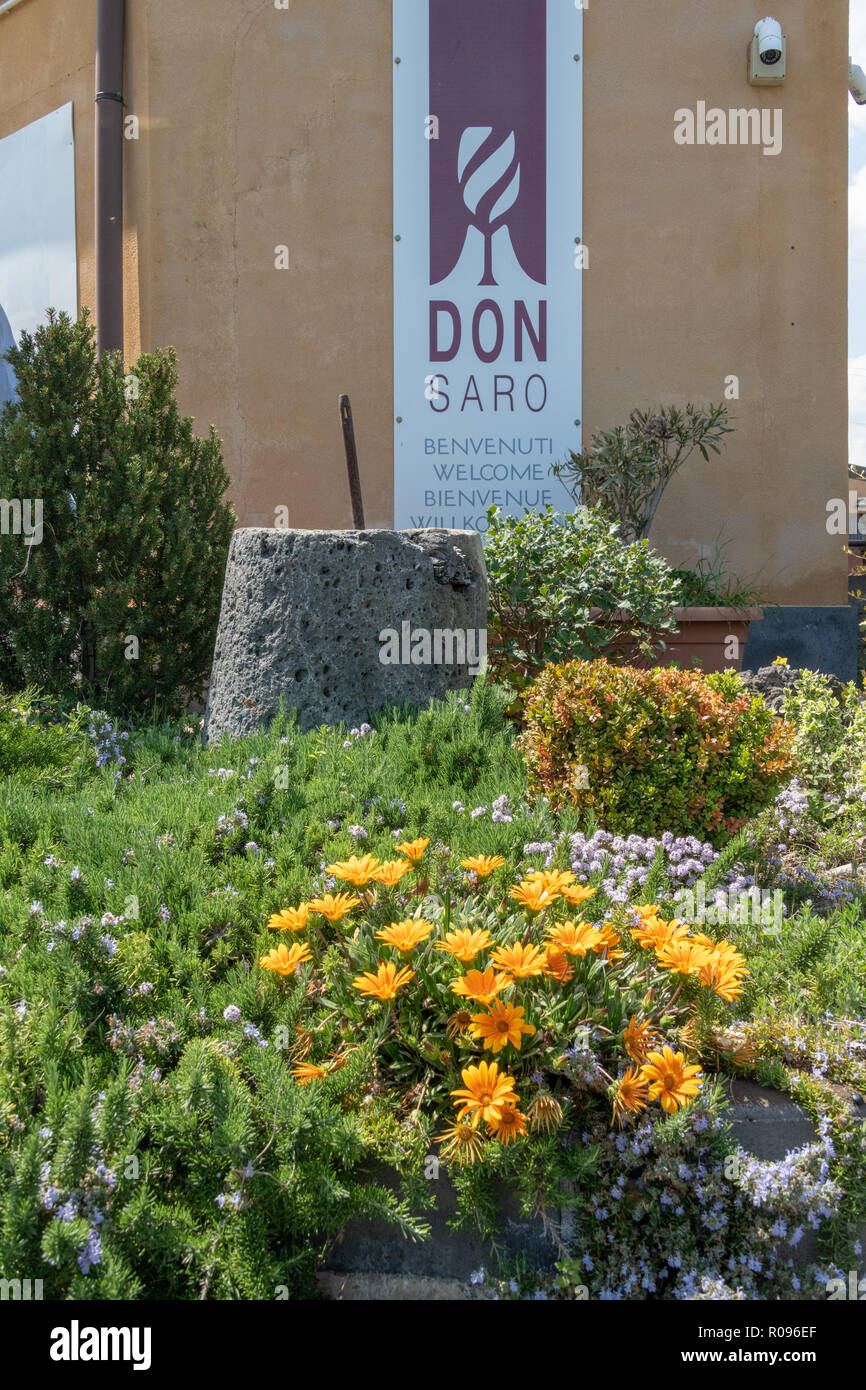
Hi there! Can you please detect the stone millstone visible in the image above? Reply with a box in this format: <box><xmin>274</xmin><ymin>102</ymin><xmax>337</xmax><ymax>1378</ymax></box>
<box><xmin>203</xmin><ymin>528</ymin><xmax>487</xmax><ymax>742</ymax></box>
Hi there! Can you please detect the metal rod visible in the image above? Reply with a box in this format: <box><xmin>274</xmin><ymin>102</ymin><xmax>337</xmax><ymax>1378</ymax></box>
<box><xmin>95</xmin><ymin>0</ymin><xmax>125</xmax><ymax>355</ymax></box>
<box><xmin>0</xmin><ymin>0</ymin><xmax>32</xmax><ymax>18</ymax></box>
<box><xmin>339</xmin><ymin>394</ymin><xmax>365</xmax><ymax>529</ymax></box>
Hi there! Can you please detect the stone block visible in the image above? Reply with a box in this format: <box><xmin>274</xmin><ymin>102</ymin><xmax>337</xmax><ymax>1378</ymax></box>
<box><xmin>203</xmin><ymin>527</ymin><xmax>487</xmax><ymax>742</ymax></box>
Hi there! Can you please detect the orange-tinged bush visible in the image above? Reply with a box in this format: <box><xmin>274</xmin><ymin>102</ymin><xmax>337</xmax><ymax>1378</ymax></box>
<box><xmin>520</xmin><ymin>659</ymin><xmax>795</xmax><ymax>841</ymax></box>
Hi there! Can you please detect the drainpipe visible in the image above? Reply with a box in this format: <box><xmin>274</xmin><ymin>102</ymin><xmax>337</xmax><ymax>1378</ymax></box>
<box><xmin>95</xmin><ymin>0</ymin><xmax>125</xmax><ymax>355</ymax></box>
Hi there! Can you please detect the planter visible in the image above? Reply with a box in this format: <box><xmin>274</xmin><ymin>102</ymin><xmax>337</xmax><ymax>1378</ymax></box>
<box><xmin>590</xmin><ymin>606</ymin><xmax>763</xmax><ymax>674</ymax></box>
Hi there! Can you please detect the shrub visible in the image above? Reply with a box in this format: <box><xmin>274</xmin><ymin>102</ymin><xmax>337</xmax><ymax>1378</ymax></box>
<box><xmin>552</xmin><ymin>402</ymin><xmax>732</xmax><ymax>542</ymax></box>
<box><xmin>0</xmin><ymin>310</ymin><xmax>235</xmax><ymax>717</ymax></box>
<box><xmin>519</xmin><ymin>660</ymin><xmax>795</xmax><ymax>840</ymax></box>
<box><xmin>0</xmin><ymin>690</ymin><xmax>91</xmax><ymax>789</ymax></box>
<box><xmin>485</xmin><ymin>505</ymin><xmax>681</xmax><ymax>686</ymax></box>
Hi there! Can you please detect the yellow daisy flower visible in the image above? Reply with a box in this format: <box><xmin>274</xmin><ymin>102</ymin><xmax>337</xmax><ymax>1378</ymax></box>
<box><xmin>545</xmin><ymin>919</ymin><xmax>604</xmax><ymax>957</ymax></box>
<box><xmin>460</xmin><ymin>855</ymin><xmax>506</xmax><ymax>878</ymax></box>
<box><xmin>258</xmin><ymin>942</ymin><xmax>313</xmax><ymax>977</ymax></box>
<box><xmin>375</xmin><ymin>918</ymin><xmax>435</xmax><ymax>953</ymax></box>
<box><xmin>451</xmin><ymin>1060</ymin><xmax>518</xmax><ymax>1124</ymax></box>
<box><xmin>292</xmin><ymin>1062</ymin><xmax>327</xmax><ymax>1085</ymax></box>
<box><xmin>486</xmin><ymin>1103</ymin><xmax>529</xmax><ymax>1145</ymax></box>
<box><xmin>267</xmin><ymin>904</ymin><xmax>310</xmax><ymax>933</ymax></box>
<box><xmin>508</xmin><ymin>880</ymin><xmax>556</xmax><ymax>914</ymax></box>
<box><xmin>372</xmin><ymin>859</ymin><xmax>414</xmax><ymax>887</ymax></box>
<box><xmin>611</xmin><ymin>1067</ymin><xmax>650</xmax><ymax>1128</ymax></box>
<box><xmin>623</xmin><ymin>1014</ymin><xmax>658</xmax><ymax>1063</ymax></box>
<box><xmin>451</xmin><ymin>968</ymin><xmax>511</xmax><ymax>1003</ymax></box>
<box><xmin>351</xmin><ymin>961</ymin><xmax>415</xmax><ymax>1000</ymax></box>
<box><xmin>491</xmin><ymin>941</ymin><xmax>546</xmax><ymax>979</ymax></box>
<box><xmin>395</xmin><ymin>837</ymin><xmax>430</xmax><ymax>864</ymax></box>
<box><xmin>436</xmin><ymin>927</ymin><xmax>494</xmax><ymax>963</ymax></box>
<box><xmin>640</xmin><ymin>1047</ymin><xmax>703</xmax><ymax>1114</ymax></box>
<box><xmin>307</xmin><ymin>892</ymin><xmax>361</xmax><ymax>922</ymax></box>
<box><xmin>325</xmin><ymin>853</ymin><xmax>381</xmax><ymax>887</ymax></box>
<box><xmin>469</xmin><ymin>1001</ymin><xmax>536</xmax><ymax>1052</ymax></box>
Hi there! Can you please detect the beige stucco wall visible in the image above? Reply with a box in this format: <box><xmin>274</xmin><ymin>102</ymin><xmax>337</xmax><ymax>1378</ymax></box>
<box><xmin>0</xmin><ymin>0</ymin><xmax>850</xmax><ymax>603</ymax></box>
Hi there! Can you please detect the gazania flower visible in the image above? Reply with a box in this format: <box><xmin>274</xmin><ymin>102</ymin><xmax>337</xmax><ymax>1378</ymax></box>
<box><xmin>259</xmin><ymin>941</ymin><xmax>313</xmax><ymax>976</ymax></box>
<box><xmin>375</xmin><ymin>918</ymin><xmax>434</xmax><ymax>953</ymax></box>
<box><xmin>559</xmin><ymin>883</ymin><xmax>597</xmax><ymax>908</ymax></box>
<box><xmin>635</xmin><ymin>903</ymin><xmax>662</xmax><ymax>920</ymax></box>
<box><xmin>508</xmin><ymin>880</ymin><xmax>556</xmax><ymax>914</ymax></box>
<box><xmin>541</xmin><ymin>945</ymin><xmax>575</xmax><ymax>984</ymax></box>
<box><xmin>445</xmin><ymin>1008</ymin><xmax>473</xmax><ymax>1039</ymax></box>
<box><xmin>460</xmin><ymin>854</ymin><xmax>506</xmax><ymax>878</ymax></box>
<box><xmin>395</xmin><ymin>837</ymin><xmax>430</xmax><ymax>864</ymax></box>
<box><xmin>435</xmin><ymin>1119</ymin><xmax>484</xmax><ymax>1165</ymax></box>
<box><xmin>545</xmin><ymin>919</ymin><xmax>603</xmax><ymax>957</ymax></box>
<box><xmin>451</xmin><ymin>968</ymin><xmax>511</xmax><ymax>1003</ymax></box>
<box><xmin>631</xmin><ymin>915</ymin><xmax>689</xmax><ymax>950</ymax></box>
<box><xmin>352</xmin><ymin>961</ymin><xmax>415</xmax><ymax>1000</ymax></box>
<box><xmin>325</xmin><ymin>853</ymin><xmax>381</xmax><ymax>887</ymax></box>
<box><xmin>611</xmin><ymin>1067</ymin><xmax>650</xmax><ymax>1128</ymax></box>
<box><xmin>436</xmin><ymin>926</ymin><xmax>494</xmax><ymax>962</ymax></box>
<box><xmin>292</xmin><ymin>1061</ymin><xmax>327</xmax><ymax>1085</ymax></box>
<box><xmin>486</xmin><ymin>1103</ymin><xmax>529</xmax><ymax>1145</ymax></box>
<box><xmin>451</xmin><ymin>1060</ymin><xmax>518</xmax><ymax>1123</ymax></box>
<box><xmin>527</xmin><ymin>1092</ymin><xmax>563</xmax><ymax>1134</ymax></box>
<box><xmin>307</xmin><ymin>892</ymin><xmax>360</xmax><ymax>922</ymax></box>
<box><xmin>656</xmin><ymin>938</ymin><xmax>712</xmax><ymax>977</ymax></box>
<box><xmin>524</xmin><ymin>869</ymin><xmax>576</xmax><ymax>896</ymax></box>
<box><xmin>267</xmin><ymin>904</ymin><xmax>310</xmax><ymax>933</ymax></box>
<box><xmin>373</xmin><ymin>859</ymin><xmax>414</xmax><ymax>887</ymax></box>
<box><xmin>469</xmin><ymin>1001</ymin><xmax>536</xmax><ymax>1052</ymax></box>
<box><xmin>594</xmin><ymin>923</ymin><xmax>624</xmax><ymax>962</ymax></box>
<box><xmin>623</xmin><ymin>1014</ymin><xmax>658</xmax><ymax>1063</ymax></box>
<box><xmin>640</xmin><ymin>1047</ymin><xmax>703</xmax><ymax>1114</ymax></box>
<box><xmin>699</xmin><ymin>952</ymin><xmax>747</xmax><ymax>1002</ymax></box>
<box><xmin>491</xmin><ymin>941</ymin><xmax>546</xmax><ymax>979</ymax></box>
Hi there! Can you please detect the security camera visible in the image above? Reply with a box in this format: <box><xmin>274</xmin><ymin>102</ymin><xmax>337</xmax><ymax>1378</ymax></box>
<box><xmin>850</xmin><ymin>60</ymin><xmax>866</xmax><ymax>106</ymax></box>
<box><xmin>749</xmin><ymin>17</ymin><xmax>786</xmax><ymax>85</ymax></box>
<box><xmin>755</xmin><ymin>17</ymin><xmax>783</xmax><ymax>64</ymax></box>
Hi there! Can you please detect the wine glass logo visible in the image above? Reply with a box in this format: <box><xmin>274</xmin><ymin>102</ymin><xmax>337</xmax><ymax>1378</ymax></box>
<box><xmin>458</xmin><ymin>126</ymin><xmax>521</xmax><ymax>286</ymax></box>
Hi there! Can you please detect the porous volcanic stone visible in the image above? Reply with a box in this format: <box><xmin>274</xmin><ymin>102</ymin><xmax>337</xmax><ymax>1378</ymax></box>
<box><xmin>739</xmin><ymin>665</ymin><xmax>845</xmax><ymax>713</ymax></box>
<box><xmin>203</xmin><ymin>528</ymin><xmax>487</xmax><ymax>742</ymax></box>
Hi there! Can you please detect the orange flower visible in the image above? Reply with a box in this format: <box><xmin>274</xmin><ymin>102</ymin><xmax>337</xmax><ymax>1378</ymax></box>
<box><xmin>490</xmin><ymin>941</ymin><xmax>546</xmax><ymax>979</ymax></box>
<box><xmin>434</xmin><ymin>1119</ymin><xmax>485</xmax><ymax>1165</ymax></box>
<box><xmin>436</xmin><ymin>927</ymin><xmax>494</xmax><ymax>963</ymax></box>
<box><xmin>292</xmin><ymin>1061</ymin><xmax>327</xmax><ymax>1085</ymax></box>
<box><xmin>451</xmin><ymin>1060</ymin><xmax>518</xmax><ymax>1124</ymax></box>
<box><xmin>611</xmin><ymin>1067</ymin><xmax>649</xmax><ymax>1128</ymax></box>
<box><xmin>375</xmin><ymin>918</ymin><xmax>435</xmax><ymax>953</ymax></box>
<box><xmin>372</xmin><ymin>859</ymin><xmax>414</xmax><ymax>887</ymax></box>
<box><xmin>307</xmin><ymin>892</ymin><xmax>361</xmax><ymax>922</ymax></box>
<box><xmin>698</xmin><ymin>944</ymin><xmax>748</xmax><ymax>1002</ymax></box>
<box><xmin>259</xmin><ymin>942</ymin><xmax>313</xmax><ymax>977</ymax></box>
<box><xmin>352</xmin><ymin>961</ymin><xmax>415</xmax><ymax>1000</ymax></box>
<box><xmin>451</xmin><ymin>968</ymin><xmax>511</xmax><ymax>1003</ymax></box>
<box><xmin>594</xmin><ymin>922</ymin><xmax>624</xmax><ymax>962</ymax></box>
<box><xmin>541</xmin><ymin>945</ymin><xmax>575</xmax><ymax>984</ymax></box>
<box><xmin>623</xmin><ymin>1014</ymin><xmax>658</xmax><ymax>1063</ymax></box>
<box><xmin>559</xmin><ymin>884</ymin><xmax>597</xmax><ymax>908</ymax></box>
<box><xmin>631</xmin><ymin>915</ymin><xmax>689</xmax><ymax>950</ymax></box>
<box><xmin>325</xmin><ymin>853</ymin><xmax>381</xmax><ymax>887</ymax></box>
<box><xmin>486</xmin><ymin>1103</ymin><xmax>529</xmax><ymax>1145</ymax></box>
<box><xmin>469</xmin><ymin>1001</ymin><xmax>536</xmax><ymax>1053</ymax></box>
<box><xmin>655</xmin><ymin>938</ymin><xmax>712</xmax><ymax>977</ymax></box>
<box><xmin>267</xmin><ymin>904</ymin><xmax>310</xmax><ymax>933</ymax></box>
<box><xmin>460</xmin><ymin>855</ymin><xmax>506</xmax><ymax>878</ymax></box>
<box><xmin>545</xmin><ymin>919</ymin><xmax>604</xmax><ymax>957</ymax></box>
<box><xmin>524</xmin><ymin>869</ymin><xmax>577</xmax><ymax>897</ymax></box>
<box><xmin>640</xmin><ymin>1047</ymin><xmax>703</xmax><ymax>1114</ymax></box>
<box><xmin>395</xmin><ymin>837</ymin><xmax>430</xmax><ymax>864</ymax></box>
<box><xmin>508</xmin><ymin>880</ymin><xmax>556</xmax><ymax>914</ymax></box>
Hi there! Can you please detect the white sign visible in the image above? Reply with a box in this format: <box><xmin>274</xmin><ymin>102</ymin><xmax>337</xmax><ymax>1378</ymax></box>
<box><xmin>393</xmin><ymin>0</ymin><xmax>582</xmax><ymax>532</ymax></box>
<box><xmin>0</xmin><ymin>103</ymin><xmax>78</xmax><ymax>404</ymax></box>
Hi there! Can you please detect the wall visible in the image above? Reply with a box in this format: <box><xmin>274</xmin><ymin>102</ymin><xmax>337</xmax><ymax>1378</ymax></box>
<box><xmin>0</xmin><ymin>0</ymin><xmax>850</xmax><ymax>603</ymax></box>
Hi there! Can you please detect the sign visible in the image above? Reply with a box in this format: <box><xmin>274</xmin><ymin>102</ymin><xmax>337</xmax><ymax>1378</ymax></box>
<box><xmin>393</xmin><ymin>0</ymin><xmax>582</xmax><ymax>532</ymax></box>
<box><xmin>0</xmin><ymin>103</ymin><xmax>78</xmax><ymax>407</ymax></box>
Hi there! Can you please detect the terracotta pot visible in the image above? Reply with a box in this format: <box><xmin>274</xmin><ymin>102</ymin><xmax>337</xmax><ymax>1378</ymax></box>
<box><xmin>589</xmin><ymin>607</ymin><xmax>764</xmax><ymax>674</ymax></box>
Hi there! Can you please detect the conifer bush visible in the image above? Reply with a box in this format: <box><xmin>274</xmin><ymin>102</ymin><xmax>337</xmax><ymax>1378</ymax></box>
<box><xmin>0</xmin><ymin>310</ymin><xmax>235</xmax><ymax>717</ymax></box>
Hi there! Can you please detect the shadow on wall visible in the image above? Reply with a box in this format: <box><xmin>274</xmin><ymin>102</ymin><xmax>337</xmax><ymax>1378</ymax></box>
<box><xmin>0</xmin><ymin>302</ymin><xmax>17</xmax><ymax>409</ymax></box>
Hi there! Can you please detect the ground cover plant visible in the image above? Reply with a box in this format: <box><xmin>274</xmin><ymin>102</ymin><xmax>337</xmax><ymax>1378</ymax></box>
<box><xmin>1</xmin><ymin>673</ymin><xmax>864</xmax><ymax>1300</ymax></box>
